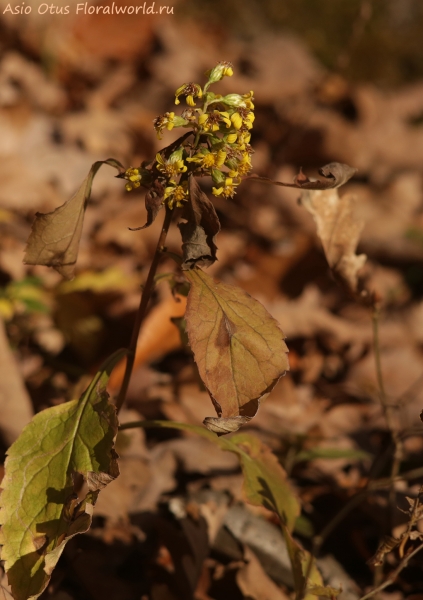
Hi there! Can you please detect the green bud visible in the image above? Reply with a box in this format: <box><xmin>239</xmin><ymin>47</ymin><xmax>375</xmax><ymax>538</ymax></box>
<box><xmin>222</xmin><ymin>94</ymin><xmax>246</xmax><ymax>108</ymax></box>
<box><xmin>225</xmin><ymin>158</ymin><xmax>238</xmax><ymax>171</ymax></box>
<box><xmin>206</xmin><ymin>61</ymin><xmax>234</xmax><ymax>85</ymax></box>
<box><xmin>211</xmin><ymin>168</ymin><xmax>225</xmax><ymax>185</ymax></box>
<box><xmin>169</xmin><ymin>147</ymin><xmax>184</xmax><ymax>163</ymax></box>
<box><xmin>173</xmin><ymin>116</ymin><xmax>189</xmax><ymax>127</ymax></box>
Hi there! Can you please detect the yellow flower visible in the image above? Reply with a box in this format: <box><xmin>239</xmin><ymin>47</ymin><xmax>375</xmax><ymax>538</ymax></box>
<box><xmin>212</xmin><ymin>177</ymin><xmax>239</xmax><ymax>198</ymax></box>
<box><xmin>237</xmin><ymin>154</ymin><xmax>252</xmax><ymax>176</ymax></box>
<box><xmin>206</xmin><ymin>61</ymin><xmax>234</xmax><ymax>84</ymax></box>
<box><xmin>224</xmin><ymin>132</ymin><xmax>238</xmax><ymax>144</ymax></box>
<box><xmin>198</xmin><ymin>110</ymin><xmax>231</xmax><ymax>132</ymax></box>
<box><xmin>242</xmin><ymin>91</ymin><xmax>255</xmax><ymax>110</ymax></box>
<box><xmin>163</xmin><ymin>181</ymin><xmax>188</xmax><ymax>209</ymax></box>
<box><xmin>230</xmin><ymin>112</ymin><xmax>243</xmax><ymax>130</ymax></box>
<box><xmin>156</xmin><ymin>153</ymin><xmax>187</xmax><ymax>178</ymax></box>
<box><xmin>175</xmin><ymin>83</ymin><xmax>203</xmax><ymax>106</ymax></box>
<box><xmin>123</xmin><ymin>167</ymin><xmax>142</xmax><ymax>191</ymax></box>
<box><xmin>153</xmin><ymin>112</ymin><xmax>175</xmax><ymax>139</ymax></box>
<box><xmin>187</xmin><ymin>149</ymin><xmax>227</xmax><ymax>169</ymax></box>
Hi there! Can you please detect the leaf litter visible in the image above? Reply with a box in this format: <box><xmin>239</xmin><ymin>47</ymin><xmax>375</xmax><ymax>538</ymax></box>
<box><xmin>2</xmin><ymin>9</ymin><xmax>423</xmax><ymax>600</ymax></box>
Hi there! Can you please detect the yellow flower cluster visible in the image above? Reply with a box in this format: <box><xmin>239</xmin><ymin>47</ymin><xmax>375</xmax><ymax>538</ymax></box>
<box><xmin>123</xmin><ymin>61</ymin><xmax>255</xmax><ymax>207</ymax></box>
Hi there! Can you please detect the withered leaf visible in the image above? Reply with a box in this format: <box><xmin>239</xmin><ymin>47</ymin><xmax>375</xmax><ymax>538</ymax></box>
<box><xmin>184</xmin><ymin>268</ymin><xmax>289</xmax><ymax>422</ymax></box>
<box><xmin>179</xmin><ymin>176</ymin><xmax>221</xmax><ymax>269</ymax></box>
<box><xmin>24</xmin><ymin>158</ymin><xmax>124</xmax><ymax>279</ymax></box>
<box><xmin>367</xmin><ymin>535</ymin><xmax>400</xmax><ymax>567</ymax></box>
<box><xmin>203</xmin><ymin>415</ymin><xmax>252</xmax><ymax>435</ymax></box>
<box><xmin>246</xmin><ymin>162</ymin><xmax>357</xmax><ymax>190</ymax></box>
<box><xmin>299</xmin><ymin>188</ymin><xmax>367</xmax><ymax>294</ymax></box>
<box><xmin>129</xmin><ymin>180</ymin><xmax>165</xmax><ymax>231</ymax></box>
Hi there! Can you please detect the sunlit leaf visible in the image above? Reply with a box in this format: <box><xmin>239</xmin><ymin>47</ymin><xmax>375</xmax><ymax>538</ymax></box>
<box><xmin>0</xmin><ymin>350</ymin><xmax>125</xmax><ymax>600</ymax></box>
<box><xmin>299</xmin><ymin>187</ymin><xmax>367</xmax><ymax>295</ymax></box>
<box><xmin>24</xmin><ymin>158</ymin><xmax>124</xmax><ymax>279</ymax></box>
<box><xmin>184</xmin><ymin>268</ymin><xmax>289</xmax><ymax>428</ymax></box>
<box><xmin>229</xmin><ymin>433</ymin><xmax>300</xmax><ymax>532</ymax></box>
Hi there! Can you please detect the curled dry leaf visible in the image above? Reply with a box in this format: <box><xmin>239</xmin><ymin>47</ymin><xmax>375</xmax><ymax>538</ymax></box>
<box><xmin>184</xmin><ymin>268</ymin><xmax>289</xmax><ymax>426</ymax></box>
<box><xmin>24</xmin><ymin>158</ymin><xmax>125</xmax><ymax>279</ymax></box>
<box><xmin>299</xmin><ymin>188</ymin><xmax>367</xmax><ymax>295</ymax></box>
<box><xmin>246</xmin><ymin>162</ymin><xmax>357</xmax><ymax>191</ymax></box>
<box><xmin>128</xmin><ymin>180</ymin><xmax>164</xmax><ymax>231</ymax></box>
<box><xmin>203</xmin><ymin>415</ymin><xmax>252</xmax><ymax>435</ymax></box>
<box><xmin>178</xmin><ymin>175</ymin><xmax>221</xmax><ymax>269</ymax></box>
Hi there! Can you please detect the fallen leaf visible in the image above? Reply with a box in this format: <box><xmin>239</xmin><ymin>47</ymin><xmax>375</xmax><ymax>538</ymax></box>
<box><xmin>108</xmin><ymin>294</ymin><xmax>187</xmax><ymax>392</ymax></box>
<box><xmin>236</xmin><ymin>546</ymin><xmax>289</xmax><ymax>600</ymax></box>
<box><xmin>24</xmin><ymin>159</ymin><xmax>125</xmax><ymax>279</ymax></box>
<box><xmin>184</xmin><ymin>268</ymin><xmax>289</xmax><ymax>424</ymax></box>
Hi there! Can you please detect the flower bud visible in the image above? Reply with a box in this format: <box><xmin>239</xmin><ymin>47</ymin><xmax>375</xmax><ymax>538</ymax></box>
<box><xmin>207</xmin><ymin>61</ymin><xmax>234</xmax><ymax>84</ymax></box>
<box><xmin>222</xmin><ymin>94</ymin><xmax>247</xmax><ymax>108</ymax></box>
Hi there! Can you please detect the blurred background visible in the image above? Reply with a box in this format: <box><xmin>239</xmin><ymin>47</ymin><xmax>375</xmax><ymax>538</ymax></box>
<box><xmin>2</xmin><ymin>1</ymin><xmax>423</xmax><ymax>599</ymax></box>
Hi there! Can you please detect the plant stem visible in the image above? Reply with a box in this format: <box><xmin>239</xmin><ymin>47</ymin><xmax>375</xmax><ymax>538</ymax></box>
<box><xmin>115</xmin><ymin>206</ymin><xmax>173</xmax><ymax>413</ymax></box>
<box><xmin>372</xmin><ymin>305</ymin><xmax>404</xmax><ymax>527</ymax></box>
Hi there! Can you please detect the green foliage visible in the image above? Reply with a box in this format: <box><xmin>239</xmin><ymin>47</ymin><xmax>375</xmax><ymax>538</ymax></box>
<box><xmin>0</xmin><ymin>350</ymin><xmax>125</xmax><ymax>600</ymax></box>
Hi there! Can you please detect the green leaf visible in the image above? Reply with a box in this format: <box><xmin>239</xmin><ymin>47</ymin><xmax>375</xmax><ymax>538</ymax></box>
<box><xmin>184</xmin><ymin>268</ymin><xmax>289</xmax><ymax>428</ymax></box>
<box><xmin>24</xmin><ymin>159</ymin><xmax>125</xmax><ymax>280</ymax></box>
<box><xmin>0</xmin><ymin>349</ymin><xmax>126</xmax><ymax>600</ymax></box>
<box><xmin>295</xmin><ymin>447</ymin><xmax>372</xmax><ymax>463</ymax></box>
<box><xmin>229</xmin><ymin>433</ymin><xmax>300</xmax><ymax>532</ymax></box>
<box><xmin>283</xmin><ymin>527</ymin><xmax>325</xmax><ymax>600</ymax></box>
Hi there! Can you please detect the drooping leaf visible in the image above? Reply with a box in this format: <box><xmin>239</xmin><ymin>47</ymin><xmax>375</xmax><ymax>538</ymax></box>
<box><xmin>129</xmin><ymin>180</ymin><xmax>165</xmax><ymax>231</ymax></box>
<box><xmin>229</xmin><ymin>433</ymin><xmax>300</xmax><ymax>532</ymax></box>
<box><xmin>246</xmin><ymin>162</ymin><xmax>357</xmax><ymax>191</ymax></box>
<box><xmin>178</xmin><ymin>176</ymin><xmax>221</xmax><ymax>269</ymax></box>
<box><xmin>299</xmin><ymin>188</ymin><xmax>367</xmax><ymax>295</ymax></box>
<box><xmin>184</xmin><ymin>268</ymin><xmax>289</xmax><ymax>429</ymax></box>
<box><xmin>24</xmin><ymin>159</ymin><xmax>124</xmax><ymax>279</ymax></box>
<box><xmin>0</xmin><ymin>350</ymin><xmax>125</xmax><ymax>600</ymax></box>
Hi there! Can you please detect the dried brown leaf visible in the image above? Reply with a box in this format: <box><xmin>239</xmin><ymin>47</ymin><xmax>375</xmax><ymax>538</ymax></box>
<box><xmin>129</xmin><ymin>180</ymin><xmax>165</xmax><ymax>231</ymax></box>
<box><xmin>179</xmin><ymin>176</ymin><xmax>221</xmax><ymax>269</ymax></box>
<box><xmin>184</xmin><ymin>268</ymin><xmax>289</xmax><ymax>423</ymax></box>
<box><xmin>24</xmin><ymin>159</ymin><xmax>124</xmax><ymax>279</ymax></box>
<box><xmin>300</xmin><ymin>189</ymin><xmax>367</xmax><ymax>294</ymax></box>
